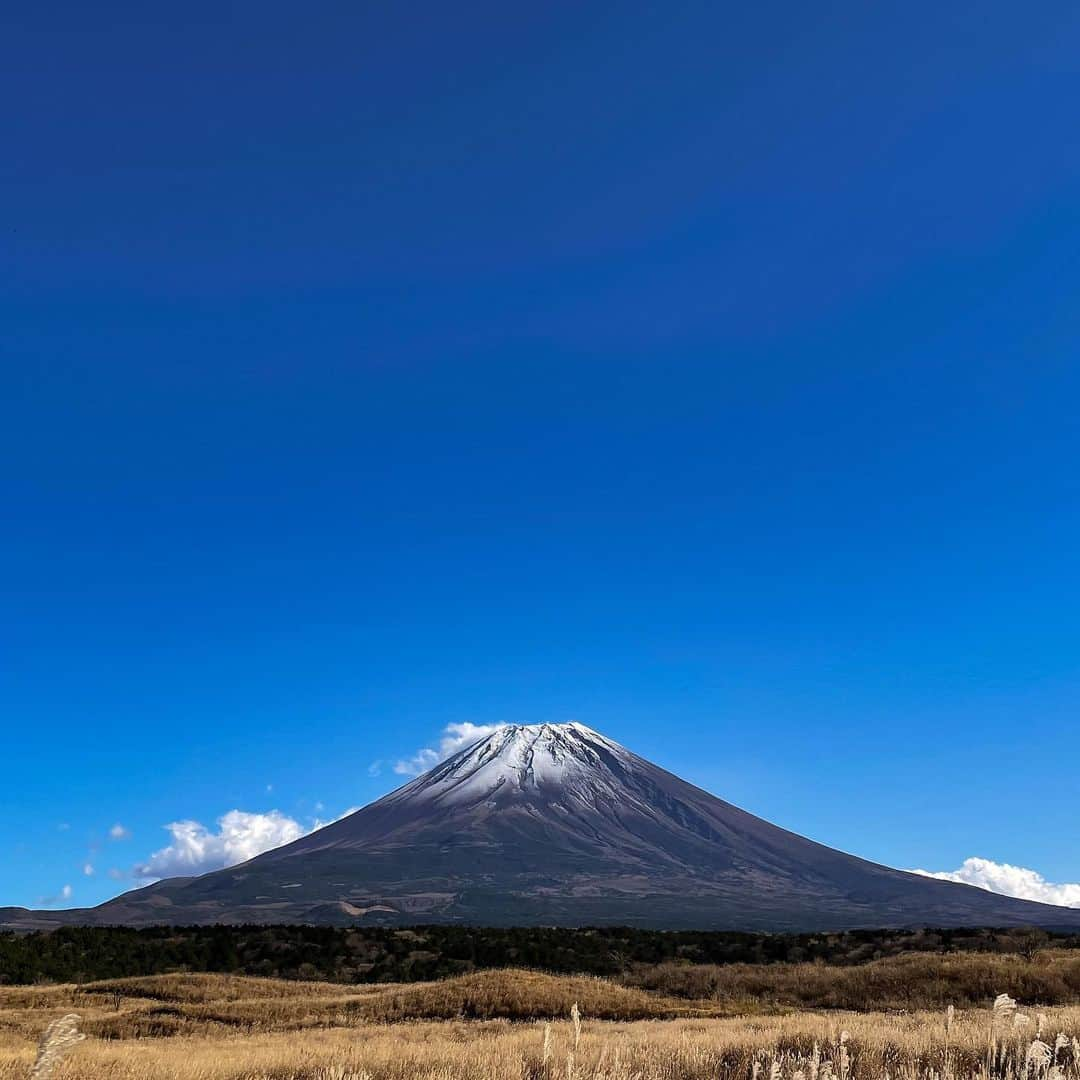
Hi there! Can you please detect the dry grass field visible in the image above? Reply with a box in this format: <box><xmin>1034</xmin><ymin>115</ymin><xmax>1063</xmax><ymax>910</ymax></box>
<box><xmin>623</xmin><ymin>951</ymin><xmax>1080</xmax><ymax>1009</ymax></box>
<box><xmin>6</xmin><ymin>959</ymin><xmax>1080</xmax><ymax>1080</ymax></box>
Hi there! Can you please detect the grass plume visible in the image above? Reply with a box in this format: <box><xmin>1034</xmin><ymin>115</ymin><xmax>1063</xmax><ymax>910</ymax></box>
<box><xmin>29</xmin><ymin>1014</ymin><xmax>83</xmax><ymax>1080</ymax></box>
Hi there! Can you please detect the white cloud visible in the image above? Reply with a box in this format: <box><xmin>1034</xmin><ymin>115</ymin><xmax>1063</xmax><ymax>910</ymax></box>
<box><xmin>83</xmin><ymin>863</ymin><xmax>95</xmax><ymax>876</ymax></box>
<box><xmin>312</xmin><ymin>806</ymin><xmax>360</xmax><ymax>830</ymax></box>
<box><xmin>108</xmin><ymin>868</ymin><xmax>126</xmax><ymax>881</ymax></box>
<box><xmin>134</xmin><ymin>810</ymin><xmax>307</xmax><ymax>879</ymax></box>
<box><xmin>40</xmin><ymin>884</ymin><xmax>73</xmax><ymax>907</ymax></box>
<box><xmin>912</xmin><ymin>857</ymin><xmax>1080</xmax><ymax>908</ymax></box>
<box><xmin>367</xmin><ymin>761</ymin><xmax>383</xmax><ymax>778</ymax></box>
<box><xmin>394</xmin><ymin>722</ymin><xmax>507</xmax><ymax>777</ymax></box>
<box><xmin>394</xmin><ymin>748</ymin><xmax>439</xmax><ymax>776</ymax></box>
<box><xmin>109</xmin><ymin>823</ymin><xmax>131</xmax><ymax>841</ymax></box>
<box><xmin>132</xmin><ymin>805</ymin><xmax>360</xmax><ymax>881</ymax></box>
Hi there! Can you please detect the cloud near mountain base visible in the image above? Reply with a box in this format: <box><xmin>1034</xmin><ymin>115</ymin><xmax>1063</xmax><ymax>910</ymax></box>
<box><xmin>133</xmin><ymin>806</ymin><xmax>357</xmax><ymax>880</ymax></box>
<box><xmin>912</xmin><ymin>857</ymin><xmax>1080</xmax><ymax>908</ymax></box>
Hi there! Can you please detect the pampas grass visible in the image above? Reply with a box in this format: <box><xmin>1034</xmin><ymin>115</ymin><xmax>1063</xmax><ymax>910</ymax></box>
<box><xmin>29</xmin><ymin>1014</ymin><xmax>83</xmax><ymax>1080</ymax></box>
<box><xmin>12</xmin><ymin>974</ymin><xmax>1080</xmax><ymax>1080</ymax></box>
<box><xmin>995</xmin><ymin>994</ymin><xmax>1020</xmax><ymax>1027</ymax></box>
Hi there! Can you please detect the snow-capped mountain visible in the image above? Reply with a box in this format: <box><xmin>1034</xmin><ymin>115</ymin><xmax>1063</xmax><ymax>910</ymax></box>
<box><xmin>384</xmin><ymin>722</ymin><xmax>636</xmax><ymax>810</ymax></box>
<box><xmin>6</xmin><ymin>722</ymin><xmax>1080</xmax><ymax>931</ymax></box>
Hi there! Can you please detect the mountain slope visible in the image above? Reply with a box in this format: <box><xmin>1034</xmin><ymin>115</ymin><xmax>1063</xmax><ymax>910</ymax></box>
<box><xmin>7</xmin><ymin>723</ymin><xmax>1080</xmax><ymax>931</ymax></box>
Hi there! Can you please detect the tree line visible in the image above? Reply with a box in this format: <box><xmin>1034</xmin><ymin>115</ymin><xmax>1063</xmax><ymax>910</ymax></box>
<box><xmin>0</xmin><ymin>924</ymin><xmax>1070</xmax><ymax>985</ymax></box>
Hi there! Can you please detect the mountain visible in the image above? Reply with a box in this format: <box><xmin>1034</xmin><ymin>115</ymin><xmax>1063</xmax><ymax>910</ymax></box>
<box><xmin>5</xmin><ymin>722</ymin><xmax>1080</xmax><ymax>931</ymax></box>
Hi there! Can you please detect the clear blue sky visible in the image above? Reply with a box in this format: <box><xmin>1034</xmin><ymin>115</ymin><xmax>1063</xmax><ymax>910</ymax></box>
<box><xmin>4</xmin><ymin>1</ymin><xmax>1080</xmax><ymax>911</ymax></box>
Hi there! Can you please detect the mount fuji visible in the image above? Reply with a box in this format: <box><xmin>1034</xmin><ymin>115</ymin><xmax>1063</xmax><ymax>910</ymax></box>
<box><xmin>5</xmin><ymin>722</ymin><xmax>1080</xmax><ymax>931</ymax></box>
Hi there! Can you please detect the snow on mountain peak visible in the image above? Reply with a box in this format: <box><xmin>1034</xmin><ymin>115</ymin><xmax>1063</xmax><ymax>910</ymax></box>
<box><xmin>389</xmin><ymin>721</ymin><xmax>634</xmax><ymax>809</ymax></box>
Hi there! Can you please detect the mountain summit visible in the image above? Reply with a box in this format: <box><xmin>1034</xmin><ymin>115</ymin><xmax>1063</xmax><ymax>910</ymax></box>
<box><xmin>6</xmin><ymin>722</ymin><xmax>1080</xmax><ymax>930</ymax></box>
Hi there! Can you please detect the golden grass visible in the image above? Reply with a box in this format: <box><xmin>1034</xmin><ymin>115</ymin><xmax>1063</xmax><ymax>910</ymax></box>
<box><xmin>77</xmin><ymin>974</ymin><xmax>372</xmax><ymax>1004</ymax></box>
<box><xmin>624</xmin><ymin>951</ymin><xmax>1080</xmax><ymax>1009</ymax></box>
<box><xmin>8</xmin><ymin>1006</ymin><xmax>1080</xmax><ymax>1080</ymax></box>
<box><xmin>6</xmin><ymin>969</ymin><xmax>1080</xmax><ymax>1079</ymax></box>
<box><xmin>0</xmin><ymin>970</ymin><xmax>719</xmax><ymax>1045</ymax></box>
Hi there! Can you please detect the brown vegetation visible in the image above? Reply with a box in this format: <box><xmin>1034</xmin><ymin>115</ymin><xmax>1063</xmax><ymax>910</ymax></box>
<box><xmin>7</xmin><ymin>960</ymin><xmax>1080</xmax><ymax>1079</ymax></box>
<box><xmin>623</xmin><ymin>951</ymin><xmax>1080</xmax><ymax>1009</ymax></box>
<box><xmin>0</xmin><ymin>969</ymin><xmax>716</xmax><ymax>1045</ymax></box>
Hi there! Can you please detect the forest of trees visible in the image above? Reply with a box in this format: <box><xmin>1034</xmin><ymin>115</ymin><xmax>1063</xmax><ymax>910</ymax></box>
<box><xmin>0</xmin><ymin>924</ymin><xmax>1071</xmax><ymax>985</ymax></box>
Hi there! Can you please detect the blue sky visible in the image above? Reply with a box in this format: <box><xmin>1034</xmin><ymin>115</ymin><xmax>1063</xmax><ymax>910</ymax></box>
<box><xmin>4</xmin><ymin>1</ymin><xmax>1080</xmax><ymax>911</ymax></box>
